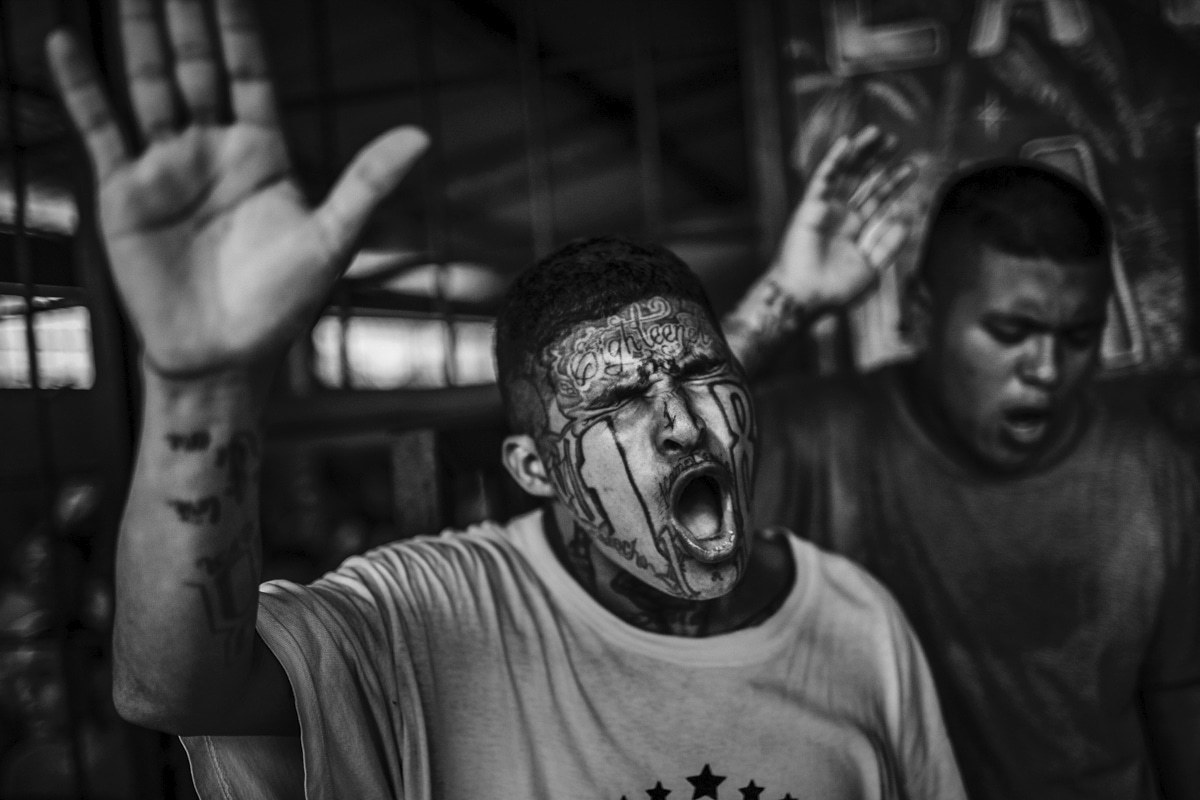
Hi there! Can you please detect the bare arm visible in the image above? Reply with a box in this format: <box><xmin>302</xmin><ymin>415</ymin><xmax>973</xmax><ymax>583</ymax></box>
<box><xmin>724</xmin><ymin>126</ymin><xmax>915</xmax><ymax>380</ymax></box>
<box><xmin>47</xmin><ymin>0</ymin><xmax>426</xmax><ymax>735</ymax></box>
<box><xmin>115</xmin><ymin>370</ymin><xmax>300</xmax><ymax>735</ymax></box>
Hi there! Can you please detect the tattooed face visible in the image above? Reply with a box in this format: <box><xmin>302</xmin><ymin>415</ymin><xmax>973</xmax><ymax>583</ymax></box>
<box><xmin>535</xmin><ymin>295</ymin><xmax>757</xmax><ymax>601</ymax></box>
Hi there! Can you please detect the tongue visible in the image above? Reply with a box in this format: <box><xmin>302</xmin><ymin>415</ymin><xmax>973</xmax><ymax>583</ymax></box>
<box><xmin>677</xmin><ymin>477</ymin><xmax>722</xmax><ymax>540</ymax></box>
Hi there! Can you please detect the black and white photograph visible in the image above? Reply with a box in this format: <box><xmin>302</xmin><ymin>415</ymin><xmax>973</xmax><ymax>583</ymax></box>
<box><xmin>1</xmin><ymin>1</ymin><xmax>1198</xmax><ymax>798</ymax></box>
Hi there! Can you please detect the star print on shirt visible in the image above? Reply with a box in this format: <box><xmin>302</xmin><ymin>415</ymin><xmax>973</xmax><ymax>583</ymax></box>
<box><xmin>738</xmin><ymin>780</ymin><xmax>764</xmax><ymax>799</ymax></box>
<box><xmin>620</xmin><ymin>765</ymin><xmax>798</xmax><ymax>800</ymax></box>
<box><xmin>646</xmin><ymin>781</ymin><xmax>671</xmax><ymax>799</ymax></box>
<box><xmin>686</xmin><ymin>764</ymin><xmax>726</xmax><ymax>798</ymax></box>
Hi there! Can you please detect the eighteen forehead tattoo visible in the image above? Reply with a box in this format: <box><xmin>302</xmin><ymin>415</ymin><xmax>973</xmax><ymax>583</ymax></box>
<box><xmin>544</xmin><ymin>296</ymin><xmax>729</xmax><ymax>419</ymax></box>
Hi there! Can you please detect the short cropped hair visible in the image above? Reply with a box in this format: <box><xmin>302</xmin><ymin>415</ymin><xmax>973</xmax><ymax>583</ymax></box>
<box><xmin>494</xmin><ymin>235</ymin><xmax>718</xmax><ymax>434</ymax></box>
<box><xmin>917</xmin><ymin>160</ymin><xmax>1111</xmax><ymax>294</ymax></box>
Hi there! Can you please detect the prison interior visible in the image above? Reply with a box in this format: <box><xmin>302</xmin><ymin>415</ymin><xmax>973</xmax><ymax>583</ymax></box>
<box><xmin>2</xmin><ymin>1</ymin><xmax>1200</xmax><ymax>798</ymax></box>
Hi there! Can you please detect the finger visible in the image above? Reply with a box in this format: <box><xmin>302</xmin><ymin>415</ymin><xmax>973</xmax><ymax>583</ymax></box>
<box><xmin>214</xmin><ymin>0</ymin><xmax>277</xmax><ymax>126</ymax></box>
<box><xmin>848</xmin><ymin>164</ymin><xmax>888</xmax><ymax>212</ymax></box>
<box><xmin>119</xmin><ymin>0</ymin><xmax>178</xmax><ymax>141</ymax></box>
<box><xmin>801</xmin><ymin>134</ymin><xmax>850</xmax><ymax>205</ymax></box>
<box><xmin>45</xmin><ymin>30</ymin><xmax>130</xmax><ymax>182</ymax></box>
<box><xmin>314</xmin><ymin>127</ymin><xmax>430</xmax><ymax>261</ymax></box>
<box><xmin>832</xmin><ymin>126</ymin><xmax>892</xmax><ymax>199</ymax></box>
<box><xmin>844</xmin><ymin>125</ymin><xmax>891</xmax><ymax>167</ymax></box>
<box><xmin>165</xmin><ymin>0</ymin><xmax>222</xmax><ymax>122</ymax></box>
<box><xmin>857</xmin><ymin>161</ymin><xmax>917</xmax><ymax>223</ymax></box>
<box><xmin>859</xmin><ymin>214</ymin><xmax>910</xmax><ymax>272</ymax></box>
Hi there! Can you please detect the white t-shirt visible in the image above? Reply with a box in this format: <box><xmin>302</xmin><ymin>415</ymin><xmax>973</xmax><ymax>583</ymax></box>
<box><xmin>182</xmin><ymin>510</ymin><xmax>964</xmax><ymax>800</ymax></box>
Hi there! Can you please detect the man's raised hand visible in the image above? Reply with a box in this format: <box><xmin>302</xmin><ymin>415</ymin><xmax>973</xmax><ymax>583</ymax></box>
<box><xmin>770</xmin><ymin>126</ymin><xmax>916</xmax><ymax>313</ymax></box>
<box><xmin>46</xmin><ymin>0</ymin><xmax>427</xmax><ymax>380</ymax></box>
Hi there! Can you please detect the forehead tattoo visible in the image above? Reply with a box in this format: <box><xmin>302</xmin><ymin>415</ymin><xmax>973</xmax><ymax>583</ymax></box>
<box><xmin>543</xmin><ymin>296</ymin><xmax>726</xmax><ymax>419</ymax></box>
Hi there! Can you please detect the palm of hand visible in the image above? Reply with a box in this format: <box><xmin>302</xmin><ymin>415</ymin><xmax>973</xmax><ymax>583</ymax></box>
<box><xmin>772</xmin><ymin>127</ymin><xmax>913</xmax><ymax>311</ymax></box>
<box><xmin>802</xmin><ymin>199</ymin><xmax>874</xmax><ymax>300</ymax></box>
<box><xmin>99</xmin><ymin>126</ymin><xmax>328</xmax><ymax>378</ymax></box>
<box><xmin>45</xmin><ymin>6</ymin><xmax>432</xmax><ymax>382</ymax></box>
<box><xmin>777</xmin><ymin>197</ymin><xmax>876</xmax><ymax>308</ymax></box>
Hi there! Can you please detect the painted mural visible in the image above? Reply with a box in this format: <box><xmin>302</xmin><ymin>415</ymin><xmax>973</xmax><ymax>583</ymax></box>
<box><xmin>783</xmin><ymin>0</ymin><xmax>1200</xmax><ymax>371</ymax></box>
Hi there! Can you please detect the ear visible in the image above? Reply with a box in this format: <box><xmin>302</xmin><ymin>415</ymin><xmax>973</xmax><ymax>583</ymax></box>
<box><xmin>901</xmin><ymin>275</ymin><xmax>934</xmax><ymax>352</ymax></box>
<box><xmin>501</xmin><ymin>434</ymin><xmax>557</xmax><ymax>499</ymax></box>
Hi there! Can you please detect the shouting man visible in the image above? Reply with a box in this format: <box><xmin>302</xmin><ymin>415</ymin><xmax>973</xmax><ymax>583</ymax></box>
<box><xmin>46</xmin><ymin>0</ymin><xmax>965</xmax><ymax>797</ymax></box>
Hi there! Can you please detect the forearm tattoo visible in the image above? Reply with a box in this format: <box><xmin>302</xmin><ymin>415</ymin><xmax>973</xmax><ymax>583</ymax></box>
<box><xmin>166</xmin><ymin>430</ymin><xmax>212</xmax><ymax>452</ymax></box>
<box><xmin>167</xmin><ymin>495</ymin><xmax>222</xmax><ymax>525</ymax></box>
<box><xmin>188</xmin><ymin>522</ymin><xmax>260</xmax><ymax>664</ymax></box>
<box><xmin>216</xmin><ymin>432</ymin><xmax>258</xmax><ymax>505</ymax></box>
<box><xmin>721</xmin><ymin>277</ymin><xmax>812</xmax><ymax>380</ymax></box>
<box><xmin>163</xmin><ymin>427</ymin><xmax>263</xmax><ymax>662</ymax></box>
<box><xmin>161</xmin><ymin>429</ymin><xmax>260</xmax><ymax>523</ymax></box>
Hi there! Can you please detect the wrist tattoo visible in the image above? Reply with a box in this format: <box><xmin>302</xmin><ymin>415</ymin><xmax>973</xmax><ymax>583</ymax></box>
<box><xmin>723</xmin><ymin>277</ymin><xmax>811</xmax><ymax>376</ymax></box>
<box><xmin>746</xmin><ymin>278</ymin><xmax>807</xmax><ymax>334</ymax></box>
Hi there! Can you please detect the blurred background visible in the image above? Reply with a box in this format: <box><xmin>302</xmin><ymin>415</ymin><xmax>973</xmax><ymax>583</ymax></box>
<box><xmin>1</xmin><ymin>0</ymin><xmax>1199</xmax><ymax>797</ymax></box>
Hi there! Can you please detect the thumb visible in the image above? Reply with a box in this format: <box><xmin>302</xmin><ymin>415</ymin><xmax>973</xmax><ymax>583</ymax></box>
<box><xmin>314</xmin><ymin>126</ymin><xmax>429</xmax><ymax>258</ymax></box>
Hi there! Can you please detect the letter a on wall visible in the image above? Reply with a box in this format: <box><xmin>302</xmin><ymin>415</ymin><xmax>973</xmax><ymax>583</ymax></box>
<box><xmin>969</xmin><ymin>0</ymin><xmax>1093</xmax><ymax>57</ymax></box>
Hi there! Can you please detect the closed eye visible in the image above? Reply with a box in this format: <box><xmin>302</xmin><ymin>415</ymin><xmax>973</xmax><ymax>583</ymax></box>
<box><xmin>678</xmin><ymin>358</ymin><xmax>725</xmax><ymax>380</ymax></box>
<box><xmin>607</xmin><ymin>385</ymin><xmax>646</xmax><ymax>404</ymax></box>
<box><xmin>984</xmin><ymin>319</ymin><xmax>1031</xmax><ymax>345</ymax></box>
<box><xmin>591</xmin><ymin>382</ymin><xmax>649</xmax><ymax>410</ymax></box>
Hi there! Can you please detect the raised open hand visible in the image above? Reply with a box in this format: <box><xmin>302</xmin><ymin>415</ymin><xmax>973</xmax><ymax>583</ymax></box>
<box><xmin>47</xmin><ymin>0</ymin><xmax>427</xmax><ymax>380</ymax></box>
<box><xmin>771</xmin><ymin>126</ymin><xmax>916</xmax><ymax>312</ymax></box>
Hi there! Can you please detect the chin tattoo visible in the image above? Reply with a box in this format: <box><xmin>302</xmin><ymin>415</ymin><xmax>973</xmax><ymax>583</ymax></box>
<box><xmin>609</xmin><ymin>570</ymin><xmax>720</xmax><ymax>636</ymax></box>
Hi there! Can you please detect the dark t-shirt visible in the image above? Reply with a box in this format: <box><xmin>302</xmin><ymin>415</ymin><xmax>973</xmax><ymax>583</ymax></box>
<box><xmin>754</xmin><ymin>366</ymin><xmax>1200</xmax><ymax>800</ymax></box>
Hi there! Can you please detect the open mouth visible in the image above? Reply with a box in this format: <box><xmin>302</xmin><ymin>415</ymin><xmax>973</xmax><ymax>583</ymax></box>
<box><xmin>1002</xmin><ymin>406</ymin><xmax>1052</xmax><ymax>445</ymax></box>
<box><xmin>669</xmin><ymin>461</ymin><xmax>737</xmax><ymax>564</ymax></box>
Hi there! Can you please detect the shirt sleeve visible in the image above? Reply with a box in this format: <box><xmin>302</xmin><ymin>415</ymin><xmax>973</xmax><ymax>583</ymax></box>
<box><xmin>888</xmin><ymin>604</ymin><xmax>969</xmax><ymax>800</ymax></box>
<box><xmin>819</xmin><ymin>551</ymin><xmax>968</xmax><ymax>800</ymax></box>
<box><xmin>180</xmin><ymin>546</ymin><xmax>428</xmax><ymax>800</ymax></box>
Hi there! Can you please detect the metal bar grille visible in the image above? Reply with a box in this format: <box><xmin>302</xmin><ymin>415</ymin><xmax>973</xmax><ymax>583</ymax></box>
<box><xmin>0</xmin><ymin>0</ymin><xmax>89</xmax><ymax>794</ymax></box>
